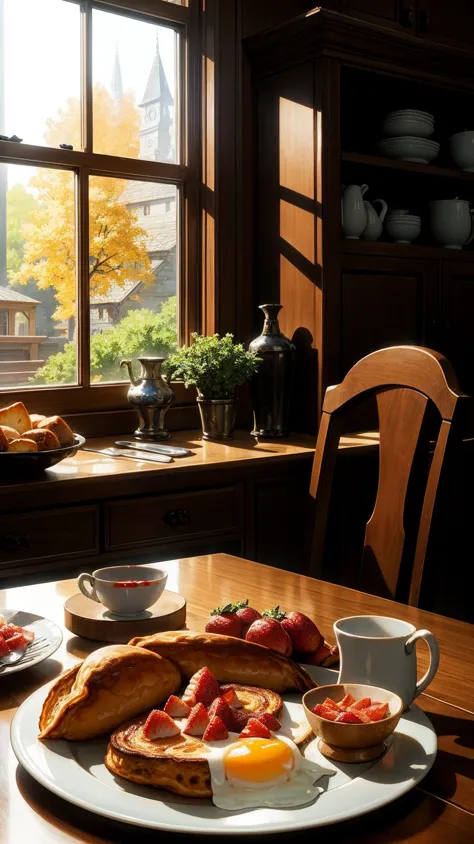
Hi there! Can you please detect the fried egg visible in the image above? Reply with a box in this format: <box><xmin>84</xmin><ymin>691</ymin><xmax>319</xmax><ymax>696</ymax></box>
<box><xmin>204</xmin><ymin>734</ymin><xmax>334</xmax><ymax>810</ymax></box>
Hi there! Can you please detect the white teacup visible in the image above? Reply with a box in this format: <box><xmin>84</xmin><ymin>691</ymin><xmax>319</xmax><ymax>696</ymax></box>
<box><xmin>77</xmin><ymin>565</ymin><xmax>167</xmax><ymax>616</ymax></box>
<box><xmin>334</xmin><ymin>615</ymin><xmax>439</xmax><ymax>709</ymax></box>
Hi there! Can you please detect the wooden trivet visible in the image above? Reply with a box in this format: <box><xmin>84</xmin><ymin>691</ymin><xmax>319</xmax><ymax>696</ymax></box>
<box><xmin>64</xmin><ymin>589</ymin><xmax>186</xmax><ymax>643</ymax></box>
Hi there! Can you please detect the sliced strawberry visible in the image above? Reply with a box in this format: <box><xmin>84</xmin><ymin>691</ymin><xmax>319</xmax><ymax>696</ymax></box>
<box><xmin>143</xmin><ymin>709</ymin><xmax>180</xmax><ymax>740</ymax></box>
<box><xmin>365</xmin><ymin>703</ymin><xmax>389</xmax><ymax>722</ymax></box>
<box><xmin>202</xmin><ymin>715</ymin><xmax>229</xmax><ymax>741</ymax></box>
<box><xmin>6</xmin><ymin>632</ymin><xmax>29</xmax><ymax>651</ymax></box>
<box><xmin>21</xmin><ymin>628</ymin><xmax>35</xmax><ymax>643</ymax></box>
<box><xmin>335</xmin><ymin>710</ymin><xmax>364</xmax><ymax>724</ymax></box>
<box><xmin>240</xmin><ymin>717</ymin><xmax>272</xmax><ymax>739</ymax></box>
<box><xmin>1</xmin><ymin>624</ymin><xmax>17</xmax><ymax>640</ymax></box>
<box><xmin>356</xmin><ymin>710</ymin><xmax>372</xmax><ymax>723</ymax></box>
<box><xmin>164</xmin><ymin>695</ymin><xmax>191</xmax><ymax>718</ymax></box>
<box><xmin>221</xmin><ymin>687</ymin><xmax>242</xmax><ymax>709</ymax></box>
<box><xmin>312</xmin><ymin>703</ymin><xmax>339</xmax><ymax>721</ymax></box>
<box><xmin>182</xmin><ymin>667</ymin><xmax>221</xmax><ymax>707</ymax></box>
<box><xmin>256</xmin><ymin>712</ymin><xmax>281</xmax><ymax>731</ymax></box>
<box><xmin>338</xmin><ymin>693</ymin><xmax>356</xmax><ymax>710</ymax></box>
<box><xmin>322</xmin><ymin>697</ymin><xmax>339</xmax><ymax>709</ymax></box>
<box><xmin>208</xmin><ymin>696</ymin><xmax>247</xmax><ymax>732</ymax></box>
<box><xmin>349</xmin><ymin>697</ymin><xmax>371</xmax><ymax>711</ymax></box>
<box><xmin>183</xmin><ymin>702</ymin><xmax>210</xmax><ymax>736</ymax></box>
<box><xmin>0</xmin><ymin>638</ymin><xmax>9</xmax><ymax>657</ymax></box>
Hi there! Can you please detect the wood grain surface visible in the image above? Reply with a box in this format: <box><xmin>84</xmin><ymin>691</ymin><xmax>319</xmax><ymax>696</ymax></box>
<box><xmin>0</xmin><ymin>553</ymin><xmax>472</xmax><ymax>844</ymax></box>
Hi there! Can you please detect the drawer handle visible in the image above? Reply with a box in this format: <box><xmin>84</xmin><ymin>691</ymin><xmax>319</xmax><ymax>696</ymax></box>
<box><xmin>0</xmin><ymin>532</ymin><xmax>31</xmax><ymax>552</ymax></box>
<box><xmin>163</xmin><ymin>509</ymin><xmax>191</xmax><ymax>528</ymax></box>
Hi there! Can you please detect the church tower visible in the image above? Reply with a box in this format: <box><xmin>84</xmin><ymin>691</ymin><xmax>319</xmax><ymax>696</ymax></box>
<box><xmin>139</xmin><ymin>36</ymin><xmax>174</xmax><ymax>162</ymax></box>
<box><xmin>110</xmin><ymin>47</ymin><xmax>123</xmax><ymax>102</ymax></box>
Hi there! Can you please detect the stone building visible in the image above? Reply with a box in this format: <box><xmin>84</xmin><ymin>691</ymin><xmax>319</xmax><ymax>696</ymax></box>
<box><xmin>90</xmin><ymin>39</ymin><xmax>177</xmax><ymax>335</ymax></box>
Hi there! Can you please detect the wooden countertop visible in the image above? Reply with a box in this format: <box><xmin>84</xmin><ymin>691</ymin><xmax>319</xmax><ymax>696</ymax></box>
<box><xmin>0</xmin><ymin>430</ymin><xmax>380</xmax><ymax>511</ymax></box>
<box><xmin>0</xmin><ymin>553</ymin><xmax>472</xmax><ymax>843</ymax></box>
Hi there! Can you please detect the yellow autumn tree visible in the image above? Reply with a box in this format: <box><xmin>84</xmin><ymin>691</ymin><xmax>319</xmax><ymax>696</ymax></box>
<box><xmin>11</xmin><ymin>85</ymin><xmax>154</xmax><ymax>321</ymax></box>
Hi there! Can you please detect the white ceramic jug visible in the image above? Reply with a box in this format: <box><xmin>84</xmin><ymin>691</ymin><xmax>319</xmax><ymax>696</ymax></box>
<box><xmin>334</xmin><ymin>615</ymin><xmax>439</xmax><ymax>709</ymax></box>
<box><xmin>361</xmin><ymin>198</ymin><xmax>388</xmax><ymax>241</ymax></box>
<box><xmin>341</xmin><ymin>184</ymin><xmax>368</xmax><ymax>239</ymax></box>
<box><xmin>429</xmin><ymin>198</ymin><xmax>474</xmax><ymax>249</ymax></box>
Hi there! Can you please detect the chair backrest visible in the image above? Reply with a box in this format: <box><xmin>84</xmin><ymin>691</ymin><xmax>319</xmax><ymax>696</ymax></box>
<box><xmin>308</xmin><ymin>346</ymin><xmax>468</xmax><ymax>605</ymax></box>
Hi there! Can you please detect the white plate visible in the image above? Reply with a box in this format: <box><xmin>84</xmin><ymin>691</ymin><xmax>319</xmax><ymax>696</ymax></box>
<box><xmin>0</xmin><ymin>609</ymin><xmax>62</xmax><ymax>676</ymax></box>
<box><xmin>10</xmin><ymin>665</ymin><xmax>437</xmax><ymax>834</ymax></box>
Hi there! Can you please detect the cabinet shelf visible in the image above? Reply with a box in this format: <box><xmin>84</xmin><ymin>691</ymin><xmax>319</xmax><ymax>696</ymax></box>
<box><xmin>342</xmin><ymin>238</ymin><xmax>474</xmax><ymax>262</ymax></box>
<box><xmin>342</xmin><ymin>150</ymin><xmax>474</xmax><ymax>183</ymax></box>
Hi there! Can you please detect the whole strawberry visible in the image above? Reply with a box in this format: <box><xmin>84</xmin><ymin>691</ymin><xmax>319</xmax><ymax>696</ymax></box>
<box><xmin>263</xmin><ymin>606</ymin><xmax>322</xmax><ymax>654</ymax></box>
<box><xmin>234</xmin><ymin>599</ymin><xmax>261</xmax><ymax>633</ymax></box>
<box><xmin>245</xmin><ymin>617</ymin><xmax>292</xmax><ymax>657</ymax></box>
<box><xmin>205</xmin><ymin>604</ymin><xmax>242</xmax><ymax>638</ymax></box>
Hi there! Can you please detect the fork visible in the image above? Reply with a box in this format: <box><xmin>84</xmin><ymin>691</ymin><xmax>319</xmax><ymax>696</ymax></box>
<box><xmin>0</xmin><ymin>636</ymin><xmax>48</xmax><ymax>668</ymax></box>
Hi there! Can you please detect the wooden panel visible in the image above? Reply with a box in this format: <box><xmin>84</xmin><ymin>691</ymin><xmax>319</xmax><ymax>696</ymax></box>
<box><xmin>252</xmin><ymin>468</ymin><xmax>312</xmax><ymax>572</ymax></box>
<box><xmin>422</xmin><ymin>0</ymin><xmax>474</xmax><ymax>49</ymax></box>
<box><xmin>105</xmin><ymin>485</ymin><xmax>243</xmax><ymax>550</ymax></box>
<box><xmin>0</xmin><ymin>505</ymin><xmax>98</xmax><ymax>569</ymax></box>
<box><xmin>340</xmin><ymin>0</ymin><xmax>403</xmax><ymax>25</ymax></box>
<box><xmin>279</xmin><ymin>96</ymin><xmax>315</xmax><ymax>199</ymax></box>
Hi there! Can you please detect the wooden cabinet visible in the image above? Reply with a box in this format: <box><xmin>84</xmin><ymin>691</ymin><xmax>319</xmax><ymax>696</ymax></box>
<box><xmin>340</xmin><ymin>258</ymin><xmax>436</xmax><ymax>376</ymax></box>
<box><xmin>340</xmin><ymin>0</ymin><xmax>413</xmax><ymax>30</ymax></box>
<box><xmin>105</xmin><ymin>486</ymin><xmax>244</xmax><ymax>551</ymax></box>
<box><xmin>439</xmin><ymin>263</ymin><xmax>474</xmax><ymax>397</ymax></box>
<box><xmin>0</xmin><ymin>506</ymin><xmax>99</xmax><ymax>573</ymax></box>
<box><xmin>421</xmin><ymin>0</ymin><xmax>474</xmax><ymax>49</ymax></box>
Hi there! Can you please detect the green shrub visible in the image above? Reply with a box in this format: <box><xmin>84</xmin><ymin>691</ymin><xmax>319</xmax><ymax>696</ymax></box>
<box><xmin>30</xmin><ymin>298</ymin><xmax>177</xmax><ymax>385</ymax></box>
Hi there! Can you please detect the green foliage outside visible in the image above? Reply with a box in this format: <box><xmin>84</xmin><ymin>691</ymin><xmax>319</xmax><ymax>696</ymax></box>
<box><xmin>30</xmin><ymin>298</ymin><xmax>178</xmax><ymax>385</ymax></box>
<box><xmin>166</xmin><ymin>333</ymin><xmax>261</xmax><ymax>399</ymax></box>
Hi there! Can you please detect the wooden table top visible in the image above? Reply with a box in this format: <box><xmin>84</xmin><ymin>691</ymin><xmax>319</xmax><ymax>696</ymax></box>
<box><xmin>1</xmin><ymin>553</ymin><xmax>473</xmax><ymax>843</ymax></box>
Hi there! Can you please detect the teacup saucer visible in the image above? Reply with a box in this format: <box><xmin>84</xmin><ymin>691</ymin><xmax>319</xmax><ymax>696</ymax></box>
<box><xmin>102</xmin><ymin>609</ymin><xmax>153</xmax><ymax>622</ymax></box>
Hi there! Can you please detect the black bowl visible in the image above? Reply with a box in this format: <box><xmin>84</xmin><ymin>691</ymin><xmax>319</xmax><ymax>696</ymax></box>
<box><xmin>0</xmin><ymin>434</ymin><xmax>86</xmax><ymax>478</ymax></box>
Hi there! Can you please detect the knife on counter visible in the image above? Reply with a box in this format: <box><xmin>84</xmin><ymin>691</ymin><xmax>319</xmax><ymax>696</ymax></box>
<box><xmin>115</xmin><ymin>440</ymin><xmax>193</xmax><ymax>457</ymax></box>
<box><xmin>85</xmin><ymin>447</ymin><xmax>173</xmax><ymax>464</ymax></box>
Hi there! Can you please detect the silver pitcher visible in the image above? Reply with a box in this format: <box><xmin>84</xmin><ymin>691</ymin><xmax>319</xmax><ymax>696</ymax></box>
<box><xmin>120</xmin><ymin>357</ymin><xmax>174</xmax><ymax>441</ymax></box>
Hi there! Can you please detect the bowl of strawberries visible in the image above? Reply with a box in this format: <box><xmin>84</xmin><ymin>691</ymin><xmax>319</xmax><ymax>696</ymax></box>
<box><xmin>303</xmin><ymin>683</ymin><xmax>403</xmax><ymax>763</ymax></box>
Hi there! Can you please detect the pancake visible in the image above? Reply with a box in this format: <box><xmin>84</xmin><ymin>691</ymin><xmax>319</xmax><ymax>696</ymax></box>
<box><xmin>105</xmin><ymin>683</ymin><xmax>313</xmax><ymax>798</ymax></box>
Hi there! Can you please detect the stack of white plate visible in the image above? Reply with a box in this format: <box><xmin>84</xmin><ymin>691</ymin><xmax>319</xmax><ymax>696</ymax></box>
<box><xmin>382</xmin><ymin>109</ymin><xmax>434</xmax><ymax>139</ymax></box>
<box><xmin>384</xmin><ymin>210</ymin><xmax>421</xmax><ymax>244</ymax></box>
<box><xmin>375</xmin><ymin>136</ymin><xmax>439</xmax><ymax>164</ymax></box>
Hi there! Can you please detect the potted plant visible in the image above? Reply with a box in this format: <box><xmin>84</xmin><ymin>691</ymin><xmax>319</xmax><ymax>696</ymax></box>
<box><xmin>166</xmin><ymin>333</ymin><xmax>260</xmax><ymax>440</ymax></box>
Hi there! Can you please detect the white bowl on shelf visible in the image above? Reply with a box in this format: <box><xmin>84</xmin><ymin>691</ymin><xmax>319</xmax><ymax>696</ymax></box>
<box><xmin>386</xmin><ymin>109</ymin><xmax>434</xmax><ymax>122</ymax></box>
<box><xmin>375</xmin><ymin>136</ymin><xmax>439</xmax><ymax>164</ymax></box>
<box><xmin>385</xmin><ymin>215</ymin><xmax>421</xmax><ymax>244</ymax></box>
<box><xmin>383</xmin><ymin>111</ymin><xmax>434</xmax><ymax>138</ymax></box>
<box><xmin>450</xmin><ymin>131</ymin><xmax>474</xmax><ymax>171</ymax></box>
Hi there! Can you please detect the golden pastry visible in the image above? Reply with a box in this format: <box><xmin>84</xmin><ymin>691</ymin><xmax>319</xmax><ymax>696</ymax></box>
<box><xmin>128</xmin><ymin>631</ymin><xmax>314</xmax><ymax>693</ymax></box>
<box><xmin>38</xmin><ymin>644</ymin><xmax>181</xmax><ymax>741</ymax></box>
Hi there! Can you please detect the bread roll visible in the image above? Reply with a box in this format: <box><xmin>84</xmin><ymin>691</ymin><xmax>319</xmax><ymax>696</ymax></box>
<box><xmin>129</xmin><ymin>631</ymin><xmax>314</xmax><ymax>693</ymax></box>
<box><xmin>0</xmin><ymin>402</ymin><xmax>31</xmax><ymax>434</ymax></box>
<box><xmin>38</xmin><ymin>645</ymin><xmax>182</xmax><ymax>741</ymax></box>
<box><xmin>38</xmin><ymin>415</ymin><xmax>75</xmax><ymax>446</ymax></box>
<box><xmin>0</xmin><ymin>425</ymin><xmax>20</xmax><ymax>442</ymax></box>
<box><xmin>22</xmin><ymin>429</ymin><xmax>60</xmax><ymax>451</ymax></box>
<box><xmin>8</xmin><ymin>438</ymin><xmax>38</xmax><ymax>453</ymax></box>
<box><xmin>0</xmin><ymin>427</ymin><xmax>8</xmax><ymax>452</ymax></box>
<box><xmin>30</xmin><ymin>413</ymin><xmax>46</xmax><ymax>428</ymax></box>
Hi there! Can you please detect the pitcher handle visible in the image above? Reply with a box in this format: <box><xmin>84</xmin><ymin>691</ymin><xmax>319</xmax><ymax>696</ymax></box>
<box><xmin>405</xmin><ymin>629</ymin><xmax>440</xmax><ymax>698</ymax></box>
<box><xmin>78</xmin><ymin>573</ymin><xmax>100</xmax><ymax>603</ymax></box>
<box><xmin>373</xmin><ymin>199</ymin><xmax>388</xmax><ymax>223</ymax></box>
<box><xmin>361</xmin><ymin>184</ymin><xmax>369</xmax><ymax>196</ymax></box>
<box><xmin>120</xmin><ymin>359</ymin><xmax>138</xmax><ymax>386</ymax></box>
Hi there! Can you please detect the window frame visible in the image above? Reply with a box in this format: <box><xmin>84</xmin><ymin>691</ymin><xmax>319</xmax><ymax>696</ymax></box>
<box><xmin>0</xmin><ymin>0</ymin><xmax>200</xmax><ymax>416</ymax></box>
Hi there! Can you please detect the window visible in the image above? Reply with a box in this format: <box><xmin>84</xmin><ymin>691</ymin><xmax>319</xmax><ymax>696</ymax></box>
<box><xmin>0</xmin><ymin>0</ymin><xmax>198</xmax><ymax>413</ymax></box>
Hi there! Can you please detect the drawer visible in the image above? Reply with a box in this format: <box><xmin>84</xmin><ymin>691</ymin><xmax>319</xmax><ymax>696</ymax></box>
<box><xmin>0</xmin><ymin>505</ymin><xmax>99</xmax><ymax>568</ymax></box>
<box><xmin>105</xmin><ymin>485</ymin><xmax>243</xmax><ymax>550</ymax></box>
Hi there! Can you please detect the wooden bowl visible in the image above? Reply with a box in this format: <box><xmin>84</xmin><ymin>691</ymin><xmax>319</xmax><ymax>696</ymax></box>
<box><xmin>303</xmin><ymin>683</ymin><xmax>403</xmax><ymax>763</ymax></box>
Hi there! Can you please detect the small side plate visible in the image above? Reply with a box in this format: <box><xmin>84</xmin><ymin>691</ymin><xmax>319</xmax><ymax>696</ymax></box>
<box><xmin>0</xmin><ymin>610</ymin><xmax>62</xmax><ymax>676</ymax></box>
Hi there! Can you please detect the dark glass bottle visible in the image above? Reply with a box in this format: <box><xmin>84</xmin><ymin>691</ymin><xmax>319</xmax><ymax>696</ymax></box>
<box><xmin>249</xmin><ymin>304</ymin><xmax>295</xmax><ymax>439</ymax></box>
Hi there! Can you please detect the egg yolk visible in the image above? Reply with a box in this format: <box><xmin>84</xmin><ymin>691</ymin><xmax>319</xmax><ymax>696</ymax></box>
<box><xmin>224</xmin><ymin>738</ymin><xmax>294</xmax><ymax>785</ymax></box>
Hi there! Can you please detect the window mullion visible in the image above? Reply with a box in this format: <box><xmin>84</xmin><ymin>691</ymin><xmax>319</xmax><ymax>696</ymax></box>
<box><xmin>81</xmin><ymin>1</ymin><xmax>93</xmax><ymax>153</ymax></box>
<box><xmin>77</xmin><ymin>168</ymin><xmax>91</xmax><ymax>388</ymax></box>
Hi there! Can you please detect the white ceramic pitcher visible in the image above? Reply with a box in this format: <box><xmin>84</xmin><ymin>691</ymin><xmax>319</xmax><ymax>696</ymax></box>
<box><xmin>361</xmin><ymin>198</ymin><xmax>388</xmax><ymax>241</ymax></box>
<box><xmin>429</xmin><ymin>198</ymin><xmax>474</xmax><ymax>249</ymax></box>
<box><xmin>341</xmin><ymin>184</ymin><xmax>368</xmax><ymax>239</ymax></box>
<box><xmin>334</xmin><ymin>615</ymin><xmax>439</xmax><ymax>709</ymax></box>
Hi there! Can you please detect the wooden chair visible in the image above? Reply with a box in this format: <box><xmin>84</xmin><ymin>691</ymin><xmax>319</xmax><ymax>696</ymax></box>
<box><xmin>308</xmin><ymin>346</ymin><xmax>468</xmax><ymax>606</ymax></box>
